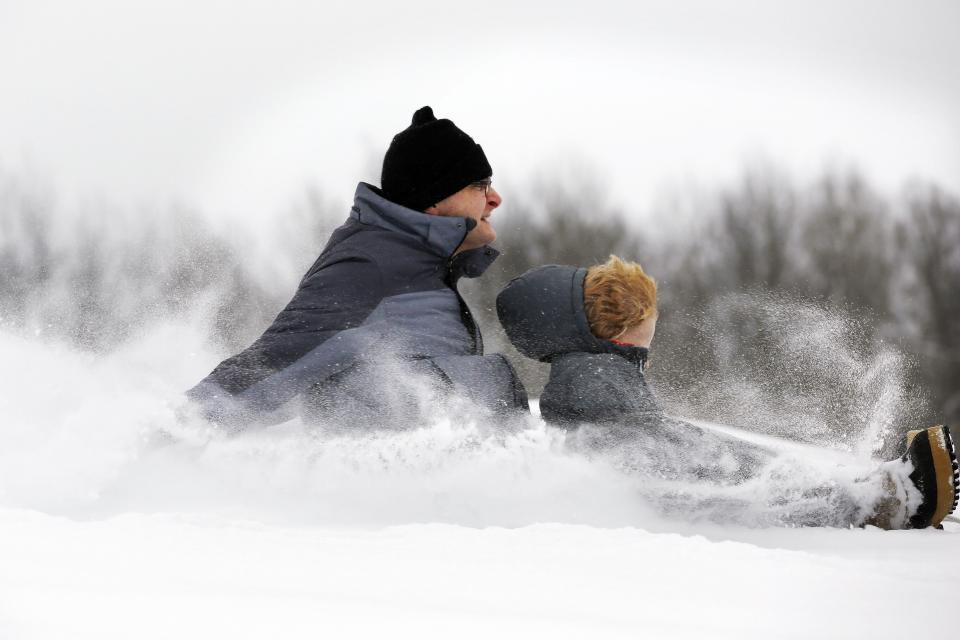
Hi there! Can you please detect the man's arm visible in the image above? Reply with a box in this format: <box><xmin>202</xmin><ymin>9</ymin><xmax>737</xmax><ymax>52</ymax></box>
<box><xmin>187</xmin><ymin>253</ymin><xmax>384</xmax><ymax>427</ymax></box>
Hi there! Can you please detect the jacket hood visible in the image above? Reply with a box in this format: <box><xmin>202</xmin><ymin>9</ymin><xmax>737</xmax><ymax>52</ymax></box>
<box><xmin>496</xmin><ymin>264</ymin><xmax>648</xmax><ymax>363</ymax></box>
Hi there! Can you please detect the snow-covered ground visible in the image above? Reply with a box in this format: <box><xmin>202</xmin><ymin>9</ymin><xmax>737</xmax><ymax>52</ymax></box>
<box><xmin>1</xmin><ymin>325</ymin><xmax>957</xmax><ymax>639</ymax></box>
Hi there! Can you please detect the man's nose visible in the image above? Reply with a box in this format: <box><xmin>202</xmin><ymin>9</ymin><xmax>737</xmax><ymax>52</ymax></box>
<box><xmin>487</xmin><ymin>186</ymin><xmax>502</xmax><ymax>209</ymax></box>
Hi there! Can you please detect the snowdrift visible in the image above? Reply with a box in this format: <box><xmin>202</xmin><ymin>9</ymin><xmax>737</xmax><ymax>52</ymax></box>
<box><xmin>1</xmin><ymin>326</ymin><xmax>957</xmax><ymax>639</ymax></box>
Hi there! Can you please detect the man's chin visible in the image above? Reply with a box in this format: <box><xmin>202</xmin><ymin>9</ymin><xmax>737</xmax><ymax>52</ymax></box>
<box><xmin>458</xmin><ymin>230</ymin><xmax>496</xmax><ymax>253</ymax></box>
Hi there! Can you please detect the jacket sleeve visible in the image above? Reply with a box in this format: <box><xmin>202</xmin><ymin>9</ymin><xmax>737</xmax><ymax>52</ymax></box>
<box><xmin>187</xmin><ymin>253</ymin><xmax>385</xmax><ymax>427</ymax></box>
<box><xmin>265</xmin><ymin>251</ymin><xmax>384</xmax><ymax>335</ymax></box>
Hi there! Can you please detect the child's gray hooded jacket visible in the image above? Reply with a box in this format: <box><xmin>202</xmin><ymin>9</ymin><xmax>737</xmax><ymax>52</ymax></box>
<box><xmin>495</xmin><ymin>264</ymin><xmax>660</xmax><ymax>429</ymax></box>
<box><xmin>496</xmin><ymin>265</ymin><xmax>767</xmax><ymax>483</ymax></box>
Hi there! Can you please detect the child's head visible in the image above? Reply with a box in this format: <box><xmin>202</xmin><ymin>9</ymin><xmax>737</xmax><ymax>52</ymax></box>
<box><xmin>583</xmin><ymin>255</ymin><xmax>658</xmax><ymax>346</ymax></box>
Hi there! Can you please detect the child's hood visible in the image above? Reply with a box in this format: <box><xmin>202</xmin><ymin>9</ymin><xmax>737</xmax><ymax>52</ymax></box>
<box><xmin>496</xmin><ymin>264</ymin><xmax>628</xmax><ymax>362</ymax></box>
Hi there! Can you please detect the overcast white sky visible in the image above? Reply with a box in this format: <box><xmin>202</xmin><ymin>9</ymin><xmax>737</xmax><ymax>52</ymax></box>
<box><xmin>1</xmin><ymin>0</ymin><xmax>958</xmax><ymax>225</ymax></box>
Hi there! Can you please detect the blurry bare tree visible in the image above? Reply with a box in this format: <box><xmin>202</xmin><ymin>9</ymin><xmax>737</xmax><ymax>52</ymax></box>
<box><xmin>895</xmin><ymin>185</ymin><xmax>960</xmax><ymax>423</ymax></box>
<box><xmin>651</xmin><ymin>170</ymin><xmax>803</xmax><ymax>424</ymax></box>
<box><xmin>0</xmin><ymin>170</ymin><xmax>339</xmax><ymax>355</ymax></box>
<box><xmin>800</xmin><ymin>172</ymin><xmax>892</xmax><ymax>313</ymax></box>
<box><xmin>0</xmin><ymin>173</ymin><xmax>54</xmax><ymax>327</ymax></box>
<box><xmin>715</xmin><ymin>169</ymin><xmax>799</xmax><ymax>293</ymax></box>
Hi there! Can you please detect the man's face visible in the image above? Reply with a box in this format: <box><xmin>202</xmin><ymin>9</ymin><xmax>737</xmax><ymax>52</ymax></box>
<box><xmin>424</xmin><ymin>179</ymin><xmax>501</xmax><ymax>254</ymax></box>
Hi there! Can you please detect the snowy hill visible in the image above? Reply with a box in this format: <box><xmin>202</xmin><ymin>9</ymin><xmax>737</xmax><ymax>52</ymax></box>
<box><xmin>1</xmin><ymin>326</ymin><xmax>957</xmax><ymax>639</ymax></box>
<box><xmin>3</xmin><ymin>510</ymin><xmax>957</xmax><ymax>639</ymax></box>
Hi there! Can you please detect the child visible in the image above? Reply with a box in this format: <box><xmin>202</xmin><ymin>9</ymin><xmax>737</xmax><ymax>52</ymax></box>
<box><xmin>496</xmin><ymin>256</ymin><xmax>958</xmax><ymax>529</ymax></box>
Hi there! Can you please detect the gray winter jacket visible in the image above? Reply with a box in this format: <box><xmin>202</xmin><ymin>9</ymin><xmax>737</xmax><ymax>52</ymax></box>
<box><xmin>496</xmin><ymin>264</ymin><xmax>659</xmax><ymax>429</ymax></box>
<box><xmin>496</xmin><ymin>265</ymin><xmax>767</xmax><ymax>483</ymax></box>
<box><xmin>188</xmin><ymin>182</ymin><xmax>528</xmax><ymax>428</ymax></box>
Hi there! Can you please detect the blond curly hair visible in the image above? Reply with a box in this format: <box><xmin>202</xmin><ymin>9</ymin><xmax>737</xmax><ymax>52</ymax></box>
<box><xmin>583</xmin><ymin>255</ymin><xmax>658</xmax><ymax>340</ymax></box>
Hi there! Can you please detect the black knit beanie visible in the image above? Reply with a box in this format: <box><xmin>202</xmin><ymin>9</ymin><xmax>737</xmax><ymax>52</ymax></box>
<box><xmin>381</xmin><ymin>106</ymin><xmax>492</xmax><ymax>211</ymax></box>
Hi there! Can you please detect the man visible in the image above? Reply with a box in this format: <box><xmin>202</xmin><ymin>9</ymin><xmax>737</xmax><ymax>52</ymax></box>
<box><xmin>188</xmin><ymin>106</ymin><xmax>528</xmax><ymax>429</ymax></box>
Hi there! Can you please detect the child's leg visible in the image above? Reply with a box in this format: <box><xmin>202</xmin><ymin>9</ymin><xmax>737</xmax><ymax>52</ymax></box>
<box><xmin>566</xmin><ymin>416</ymin><xmax>775</xmax><ymax>485</ymax></box>
<box><xmin>566</xmin><ymin>418</ymin><xmax>956</xmax><ymax>529</ymax></box>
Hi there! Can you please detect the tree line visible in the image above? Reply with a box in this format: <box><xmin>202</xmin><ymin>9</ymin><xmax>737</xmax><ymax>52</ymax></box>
<box><xmin>1</xmin><ymin>167</ymin><xmax>957</xmax><ymax>452</ymax></box>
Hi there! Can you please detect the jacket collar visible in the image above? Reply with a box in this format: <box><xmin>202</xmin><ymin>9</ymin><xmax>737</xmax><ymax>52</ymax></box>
<box><xmin>350</xmin><ymin>182</ymin><xmax>499</xmax><ymax>279</ymax></box>
<box><xmin>601</xmin><ymin>342</ymin><xmax>649</xmax><ymax>370</ymax></box>
<box><xmin>350</xmin><ymin>183</ymin><xmax>482</xmax><ymax>253</ymax></box>
<box><xmin>447</xmin><ymin>245</ymin><xmax>499</xmax><ymax>282</ymax></box>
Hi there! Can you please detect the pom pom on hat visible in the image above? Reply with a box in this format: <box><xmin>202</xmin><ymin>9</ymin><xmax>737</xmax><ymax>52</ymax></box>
<box><xmin>411</xmin><ymin>106</ymin><xmax>436</xmax><ymax>126</ymax></box>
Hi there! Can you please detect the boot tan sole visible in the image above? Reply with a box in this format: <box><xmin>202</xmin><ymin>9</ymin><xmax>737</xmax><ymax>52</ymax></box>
<box><xmin>907</xmin><ymin>425</ymin><xmax>959</xmax><ymax>526</ymax></box>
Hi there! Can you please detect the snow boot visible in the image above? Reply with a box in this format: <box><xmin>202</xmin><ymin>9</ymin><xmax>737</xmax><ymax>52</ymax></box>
<box><xmin>903</xmin><ymin>425</ymin><xmax>959</xmax><ymax>529</ymax></box>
